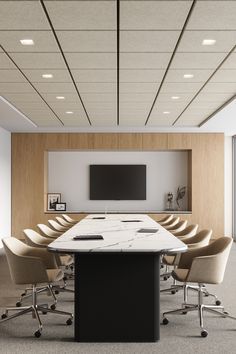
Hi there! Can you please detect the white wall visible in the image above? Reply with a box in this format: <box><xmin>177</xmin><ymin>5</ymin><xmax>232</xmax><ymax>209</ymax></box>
<box><xmin>224</xmin><ymin>136</ymin><xmax>233</xmax><ymax>236</ymax></box>
<box><xmin>48</xmin><ymin>151</ymin><xmax>188</xmax><ymax>212</ymax></box>
<box><xmin>0</xmin><ymin>127</ymin><xmax>11</xmax><ymax>247</ymax></box>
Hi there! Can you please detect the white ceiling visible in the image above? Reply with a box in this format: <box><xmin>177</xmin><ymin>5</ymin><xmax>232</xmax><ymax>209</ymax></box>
<box><xmin>0</xmin><ymin>0</ymin><xmax>236</xmax><ymax>132</ymax></box>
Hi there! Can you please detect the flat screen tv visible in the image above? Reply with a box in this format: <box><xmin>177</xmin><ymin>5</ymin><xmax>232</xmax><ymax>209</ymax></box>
<box><xmin>89</xmin><ymin>164</ymin><xmax>146</xmax><ymax>200</ymax></box>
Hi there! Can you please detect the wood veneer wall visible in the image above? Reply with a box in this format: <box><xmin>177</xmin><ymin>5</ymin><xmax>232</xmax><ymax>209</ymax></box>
<box><xmin>11</xmin><ymin>133</ymin><xmax>224</xmax><ymax>239</ymax></box>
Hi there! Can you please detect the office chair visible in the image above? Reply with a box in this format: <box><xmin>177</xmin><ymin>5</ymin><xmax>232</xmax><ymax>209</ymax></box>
<box><xmin>166</xmin><ymin>220</ymin><xmax>188</xmax><ymax>233</ymax></box>
<box><xmin>162</xmin><ymin>237</ymin><xmax>236</xmax><ymax>337</ymax></box>
<box><xmin>162</xmin><ymin>216</ymin><xmax>180</xmax><ymax>229</ymax></box>
<box><xmin>37</xmin><ymin>224</ymin><xmax>62</xmax><ymax>238</ymax></box>
<box><xmin>48</xmin><ymin>219</ymin><xmax>69</xmax><ymax>232</ymax></box>
<box><xmin>0</xmin><ymin>237</ymin><xmax>73</xmax><ymax>338</ymax></box>
<box><xmin>158</xmin><ymin>214</ymin><xmax>173</xmax><ymax>225</ymax></box>
<box><xmin>56</xmin><ymin>216</ymin><xmax>72</xmax><ymax>228</ymax></box>
<box><xmin>173</xmin><ymin>224</ymin><xmax>199</xmax><ymax>239</ymax></box>
<box><xmin>62</xmin><ymin>214</ymin><xmax>77</xmax><ymax>224</ymax></box>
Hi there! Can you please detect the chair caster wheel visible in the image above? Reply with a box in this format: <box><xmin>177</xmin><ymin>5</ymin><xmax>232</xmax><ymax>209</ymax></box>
<box><xmin>16</xmin><ymin>301</ymin><xmax>22</xmax><ymax>307</ymax></box>
<box><xmin>163</xmin><ymin>317</ymin><xmax>169</xmax><ymax>325</ymax></box>
<box><xmin>216</xmin><ymin>300</ymin><xmax>221</xmax><ymax>306</ymax></box>
<box><xmin>21</xmin><ymin>292</ymin><xmax>26</xmax><ymax>297</ymax></box>
<box><xmin>182</xmin><ymin>311</ymin><xmax>187</xmax><ymax>315</ymax></box>
<box><xmin>163</xmin><ymin>276</ymin><xmax>169</xmax><ymax>281</ymax></box>
<box><xmin>63</xmin><ymin>276</ymin><xmax>68</xmax><ymax>281</ymax></box>
<box><xmin>50</xmin><ymin>304</ymin><xmax>56</xmax><ymax>310</ymax></box>
<box><xmin>204</xmin><ymin>293</ymin><xmax>209</xmax><ymax>297</ymax></box>
<box><xmin>34</xmin><ymin>330</ymin><xmax>41</xmax><ymax>338</ymax></box>
<box><xmin>1</xmin><ymin>313</ymin><xmax>7</xmax><ymax>319</ymax></box>
<box><xmin>171</xmin><ymin>290</ymin><xmax>176</xmax><ymax>295</ymax></box>
<box><xmin>66</xmin><ymin>318</ymin><xmax>72</xmax><ymax>325</ymax></box>
<box><xmin>42</xmin><ymin>311</ymin><xmax>47</xmax><ymax>315</ymax></box>
<box><xmin>55</xmin><ymin>290</ymin><xmax>59</xmax><ymax>295</ymax></box>
<box><xmin>223</xmin><ymin>311</ymin><xmax>229</xmax><ymax>317</ymax></box>
<box><xmin>201</xmin><ymin>330</ymin><xmax>208</xmax><ymax>338</ymax></box>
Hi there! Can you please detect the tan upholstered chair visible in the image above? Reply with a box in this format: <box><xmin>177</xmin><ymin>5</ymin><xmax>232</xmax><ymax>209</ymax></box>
<box><xmin>56</xmin><ymin>216</ymin><xmax>72</xmax><ymax>228</ymax></box>
<box><xmin>158</xmin><ymin>215</ymin><xmax>173</xmax><ymax>225</ymax></box>
<box><xmin>162</xmin><ymin>237</ymin><xmax>236</xmax><ymax>337</ymax></box>
<box><xmin>0</xmin><ymin>237</ymin><xmax>73</xmax><ymax>338</ymax></box>
<box><xmin>62</xmin><ymin>214</ymin><xmax>77</xmax><ymax>224</ymax></box>
<box><xmin>37</xmin><ymin>224</ymin><xmax>62</xmax><ymax>238</ymax></box>
<box><xmin>173</xmin><ymin>224</ymin><xmax>199</xmax><ymax>239</ymax></box>
<box><xmin>48</xmin><ymin>219</ymin><xmax>69</xmax><ymax>232</ymax></box>
<box><xmin>162</xmin><ymin>216</ymin><xmax>180</xmax><ymax>229</ymax></box>
<box><xmin>166</xmin><ymin>220</ymin><xmax>188</xmax><ymax>233</ymax></box>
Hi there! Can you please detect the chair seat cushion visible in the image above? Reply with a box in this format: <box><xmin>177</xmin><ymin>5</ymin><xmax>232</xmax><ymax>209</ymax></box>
<box><xmin>47</xmin><ymin>269</ymin><xmax>64</xmax><ymax>282</ymax></box>
<box><xmin>163</xmin><ymin>255</ymin><xmax>175</xmax><ymax>265</ymax></box>
<box><xmin>60</xmin><ymin>255</ymin><xmax>73</xmax><ymax>266</ymax></box>
<box><xmin>172</xmin><ymin>268</ymin><xmax>189</xmax><ymax>282</ymax></box>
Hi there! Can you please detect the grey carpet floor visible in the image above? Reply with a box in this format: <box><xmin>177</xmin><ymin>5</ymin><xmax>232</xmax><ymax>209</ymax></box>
<box><xmin>0</xmin><ymin>245</ymin><xmax>236</xmax><ymax>354</ymax></box>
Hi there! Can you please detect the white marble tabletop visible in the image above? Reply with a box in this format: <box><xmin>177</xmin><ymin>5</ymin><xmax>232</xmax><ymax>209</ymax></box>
<box><xmin>48</xmin><ymin>214</ymin><xmax>187</xmax><ymax>253</ymax></box>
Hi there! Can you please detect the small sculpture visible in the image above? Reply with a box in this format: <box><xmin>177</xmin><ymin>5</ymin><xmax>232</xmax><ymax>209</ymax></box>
<box><xmin>167</xmin><ymin>192</ymin><xmax>174</xmax><ymax>210</ymax></box>
<box><xmin>176</xmin><ymin>186</ymin><xmax>186</xmax><ymax>210</ymax></box>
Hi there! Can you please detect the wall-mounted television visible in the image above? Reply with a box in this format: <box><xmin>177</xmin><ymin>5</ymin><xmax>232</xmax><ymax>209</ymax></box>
<box><xmin>89</xmin><ymin>164</ymin><xmax>146</xmax><ymax>200</ymax></box>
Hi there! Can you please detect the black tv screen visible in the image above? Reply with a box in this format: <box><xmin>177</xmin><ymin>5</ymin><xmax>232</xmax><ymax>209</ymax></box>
<box><xmin>89</xmin><ymin>165</ymin><xmax>146</xmax><ymax>200</ymax></box>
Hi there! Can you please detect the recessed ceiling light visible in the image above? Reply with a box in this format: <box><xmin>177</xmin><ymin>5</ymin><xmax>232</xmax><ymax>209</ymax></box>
<box><xmin>66</xmin><ymin>111</ymin><xmax>73</xmax><ymax>114</ymax></box>
<box><xmin>42</xmin><ymin>74</ymin><xmax>53</xmax><ymax>79</ymax></box>
<box><xmin>56</xmin><ymin>96</ymin><xmax>65</xmax><ymax>100</ymax></box>
<box><xmin>183</xmin><ymin>74</ymin><xmax>194</xmax><ymax>79</ymax></box>
<box><xmin>163</xmin><ymin>111</ymin><xmax>170</xmax><ymax>114</ymax></box>
<box><xmin>202</xmin><ymin>39</ymin><xmax>216</xmax><ymax>46</ymax></box>
<box><xmin>20</xmin><ymin>39</ymin><xmax>34</xmax><ymax>46</ymax></box>
<box><xmin>171</xmin><ymin>96</ymin><xmax>180</xmax><ymax>100</ymax></box>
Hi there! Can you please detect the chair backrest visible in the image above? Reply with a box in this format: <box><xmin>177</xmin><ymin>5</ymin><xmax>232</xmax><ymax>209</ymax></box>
<box><xmin>184</xmin><ymin>229</ymin><xmax>212</xmax><ymax>248</ymax></box>
<box><xmin>62</xmin><ymin>214</ymin><xmax>76</xmax><ymax>223</ymax></box>
<box><xmin>187</xmin><ymin>237</ymin><xmax>233</xmax><ymax>284</ymax></box>
<box><xmin>174</xmin><ymin>224</ymin><xmax>199</xmax><ymax>238</ymax></box>
<box><xmin>167</xmin><ymin>220</ymin><xmax>188</xmax><ymax>232</ymax></box>
<box><xmin>37</xmin><ymin>224</ymin><xmax>61</xmax><ymax>238</ymax></box>
<box><xmin>24</xmin><ymin>229</ymin><xmax>50</xmax><ymax>247</ymax></box>
<box><xmin>163</xmin><ymin>216</ymin><xmax>180</xmax><ymax>229</ymax></box>
<box><xmin>2</xmin><ymin>237</ymin><xmax>49</xmax><ymax>285</ymax></box>
<box><xmin>48</xmin><ymin>219</ymin><xmax>68</xmax><ymax>232</ymax></box>
<box><xmin>56</xmin><ymin>216</ymin><xmax>71</xmax><ymax>227</ymax></box>
<box><xmin>158</xmin><ymin>214</ymin><xmax>173</xmax><ymax>225</ymax></box>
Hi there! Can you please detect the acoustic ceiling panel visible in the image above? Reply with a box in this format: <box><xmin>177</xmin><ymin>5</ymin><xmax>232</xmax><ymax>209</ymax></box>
<box><xmin>33</xmin><ymin>82</ymin><xmax>77</xmax><ymax>94</ymax></box>
<box><xmin>161</xmin><ymin>82</ymin><xmax>203</xmax><ymax>94</ymax></box>
<box><xmin>170</xmin><ymin>52</ymin><xmax>227</xmax><ymax>69</ymax></box>
<box><xmin>22</xmin><ymin>69</ymin><xmax>72</xmax><ymax>83</ymax></box>
<box><xmin>65</xmin><ymin>53</ymin><xmax>116</xmax><ymax>69</ymax></box>
<box><xmin>77</xmin><ymin>82</ymin><xmax>116</xmax><ymax>93</ymax></box>
<box><xmin>0</xmin><ymin>69</ymin><xmax>26</xmax><ymax>83</ymax></box>
<box><xmin>0</xmin><ymin>53</ymin><xmax>16</xmax><ymax>69</ymax></box>
<box><xmin>211</xmin><ymin>69</ymin><xmax>236</xmax><ymax>83</ymax></box>
<box><xmin>120</xmin><ymin>53</ymin><xmax>172</xmax><ymax>69</ymax></box>
<box><xmin>72</xmin><ymin>69</ymin><xmax>116</xmax><ymax>83</ymax></box>
<box><xmin>120</xmin><ymin>69</ymin><xmax>165</xmax><ymax>83</ymax></box>
<box><xmin>10</xmin><ymin>53</ymin><xmax>66</xmax><ymax>69</ymax></box>
<box><xmin>120</xmin><ymin>83</ymin><xmax>159</xmax><ymax>93</ymax></box>
<box><xmin>0</xmin><ymin>82</ymin><xmax>35</xmax><ymax>93</ymax></box>
<box><xmin>165</xmin><ymin>69</ymin><xmax>214</xmax><ymax>83</ymax></box>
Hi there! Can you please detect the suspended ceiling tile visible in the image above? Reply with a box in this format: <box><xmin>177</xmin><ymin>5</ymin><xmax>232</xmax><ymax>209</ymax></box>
<box><xmin>33</xmin><ymin>82</ymin><xmax>76</xmax><ymax>93</ymax></box>
<box><xmin>120</xmin><ymin>69</ymin><xmax>165</xmax><ymax>83</ymax></box>
<box><xmin>119</xmin><ymin>120</ymin><xmax>145</xmax><ymax>127</ymax></box>
<box><xmin>166</xmin><ymin>69</ymin><xmax>213</xmax><ymax>82</ymax></box>
<box><xmin>201</xmin><ymin>82</ymin><xmax>236</xmax><ymax>93</ymax></box>
<box><xmin>161</xmin><ymin>82</ymin><xmax>203</xmax><ymax>94</ymax></box>
<box><xmin>211</xmin><ymin>69</ymin><xmax>236</xmax><ymax>83</ymax></box>
<box><xmin>178</xmin><ymin>30</ymin><xmax>236</xmax><ymax>53</ymax></box>
<box><xmin>157</xmin><ymin>93</ymin><xmax>195</xmax><ymax>102</ymax></box>
<box><xmin>40</xmin><ymin>92</ymin><xmax>79</xmax><ymax>102</ymax></box>
<box><xmin>0</xmin><ymin>53</ymin><xmax>16</xmax><ymax>69</ymax></box>
<box><xmin>196</xmin><ymin>92</ymin><xmax>233</xmax><ymax>102</ymax></box>
<box><xmin>120</xmin><ymin>102</ymin><xmax>151</xmax><ymax>109</ymax></box>
<box><xmin>56</xmin><ymin>31</ymin><xmax>116</xmax><ymax>52</ymax></box>
<box><xmin>22</xmin><ymin>69</ymin><xmax>72</xmax><ymax>83</ymax></box>
<box><xmin>120</xmin><ymin>53</ymin><xmax>172</xmax><ymax>69</ymax></box>
<box><xmin>0</xmin><ymin>1</ymin><xmax>50</xmax><ymax>30</ymax></box>
<box><xmin>31</xmin><ymin>118</ymin><xmax>62</xmax><ymax>127</ymax></box>
<box><xmin>0</xmin><ymin>82</ymin><xmax>35</xmax><ymax>93</ymax></box>
<box><xmin>10</xmin><ymin>53</ymin><xmax>66</xmax><ymax>69</ymax></box>
<box><xmin>65</xmin><ymin>53</ymin><xmax>116</xmax><ymax>69</ymax></box>
<box><xmin>90</xmin><ymin>118</ymin><xmax>117</xmax><ymax>127</ymax></box>
<box><xmin>72</xmin><ymin>69</ymin><xmax>116</xmax><ymax>83</ymax></box>
<box><xmin>147</xmin><ymin>117</ymin><xmax>175</xmax><ymax>126</ymax></box>
<box><xmin>84</xmin><ymin>102</ymin><xmax>116</xmax><ymax>110</ymax></box>
<box><xmin>0</xmin><ymin>69</ymin><xmax>26</xmax><ymax>83</ymax></box>
<box><xmin>19</xmin><ymin>108</ymin><xmax>58</xmax><ymax>119</ymax></box>
<box><xmin>170</xmin><ymin>52</ymin><xmax>227</xmax><ymax>69</ymax></box>
<box><xmin>55</xmin><ymin>110</ymin><xmax>88</xmax><ymax>122</ymax></box>
<box><xmin>45</xmin><ymin>0</ymin><xmax>116</xmax><ymax>30</ymax></box>
<box><xmin>221</xmin><ymin>53</ymin><xmax>236</xmax><ymax>69</ymax></box>
<box><xmin>187</xmin><ymin>1</ymin><xmax>236</xmax><ymax>30</ymax></box>
<box><xmin>120</xmin><ymin>82</ymin><xmax>159</xmax><ymax>93</ymax></box>
<box><xmin>13</xmin><ymin>101</ymin><xmax>50</xmax><ymax>111</ymax></box>
<box><xmin>151</xmin><ymin>101</ymin><xmax>189</xmax><ymax>113</ymax></box>
<box><xmin>78</xmin><ymin>82</ymin><xmax>116</xmax><ymax>93</ymax></box>
<box><xmin>120</xmin><ymin>93</ymin><xmax>155</xmax><ymax>102</ymax></box>
<box><xmin>120</xmin><ymin>31</ymin><xmax>180</xmax><ymax>52</ymax></box>
<box><xmin>49</xmin><ymin>102</ymin><xmax>88</xmax><ymax>112</ymax></box>
<box><xmin>81</xmin><ymin>93</ymin><xmax>116</xmax><ymax>102</ymax></box>
<box><xmin>0</xmin><ymin>31</ymin><xmax>59</xmax><ymax>52</ymax></box>
<box><xmin>61</xmin><ymin>118</ymin><xmax>90</xmax><ymax>127</ymax></box>
<box><xmin>121</xmin><ymin>1</ymin><xmax>192</xmax><ymax>30</ymax></box>
<box><xmin>2</xmin><ymin>92</ymin><xmax>43</xmax><ymax>103</ymax></box>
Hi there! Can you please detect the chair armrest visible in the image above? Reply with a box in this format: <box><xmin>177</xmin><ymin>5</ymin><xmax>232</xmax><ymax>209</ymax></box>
<box><xmin>178</xmin><ymin>245</ymin><xmax>209</xmax><ymax>269</ymax></box>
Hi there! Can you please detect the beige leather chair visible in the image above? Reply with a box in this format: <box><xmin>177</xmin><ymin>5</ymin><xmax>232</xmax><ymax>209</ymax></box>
<box><xmin>162</xmin><ymin>216</ymin><xmax>180</xmax><ymax>229</ymax></box>
<box><xmin>166</xmin><ymin>220</ymin><xmax>188</xmax><ymax>233</ymax></box>
<box><xmin>158</xmin><ymin>215</ymin><xmax>173</xmax><ymax>225</ymax></box>
<box><xmin>37</xmin><ymin>224</ymin><xmax>62</xmax><ymax>238</ymax></box>
<box><xmin>62</xmin><ymin>214</ymin><xmax>77</xmax><ymax>224</ymax></box>
<box><xmin>162</xmin><ymin>237</ymin><xmax>236</xmax><ymax>337</ymax></box>
<box><xmin>173</xmin><ymin>224</ymin><xmax>199</xmax><ymax>239</ymax></box>
<box><xmin>56</xmin><ymin>216</ymin><xmax>72</xmax><ymax>228</ymax></box>
<box><xmin>0</xmin><ymin>237</ymin><xmax>73</xmax><ymax>338</ymax></box>
<box><xmin>48</xmin><ymin>219</ymin><xmax>69</xmax><ymax>232</ymax></box>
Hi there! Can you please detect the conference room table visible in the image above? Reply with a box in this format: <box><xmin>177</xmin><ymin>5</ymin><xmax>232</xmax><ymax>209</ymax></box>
<box><xmin>48</xmin><ymin>214</ymin><xmax>187</xmax><ymax>342</ymax></box>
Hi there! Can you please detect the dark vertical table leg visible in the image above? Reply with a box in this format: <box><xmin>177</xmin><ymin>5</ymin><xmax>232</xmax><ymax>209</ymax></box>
<box><xmin>74</xmin><ymin>253</ymin><xmax>160</xmax><ymax>342</ymax></box>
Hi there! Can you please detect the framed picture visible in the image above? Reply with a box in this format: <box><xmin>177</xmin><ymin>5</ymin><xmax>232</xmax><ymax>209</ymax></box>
<box><xmin>47</xmin><ymin>193</ymin><xmax>61</xmax><ymax>211</ymax></box>
<box><xmin>55</xmin><ymin>203</ymin><xmax>66</xmax><ymax>211</ymax></box>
